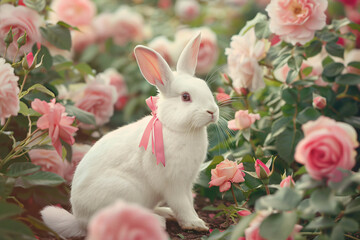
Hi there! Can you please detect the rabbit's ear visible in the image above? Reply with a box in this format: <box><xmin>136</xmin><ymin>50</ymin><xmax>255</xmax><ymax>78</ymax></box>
<box><xmin>134</xmin><ymin>46</ymin><xmax>174</xmax><ymax>91</ymax></box>
<box><xmin>176</xmin><ymin>33</ymin><xmax>201</xmax><ymax>76</ymax></box>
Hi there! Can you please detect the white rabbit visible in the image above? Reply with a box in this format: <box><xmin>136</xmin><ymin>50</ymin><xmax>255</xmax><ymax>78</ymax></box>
<box><xmin>41</xmin><ymin>33</ymin><xmax>219</xmax><ymax>238</ymax></box>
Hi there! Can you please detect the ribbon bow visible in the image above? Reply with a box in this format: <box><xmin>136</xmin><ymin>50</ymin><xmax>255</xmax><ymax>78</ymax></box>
<box><xmin>139</xmin><ymin>96</ymin><xmax>165</xmax><ymax>166</ymax></box>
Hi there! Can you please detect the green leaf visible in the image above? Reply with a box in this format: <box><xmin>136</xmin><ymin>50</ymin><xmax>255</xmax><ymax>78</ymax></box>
<box><xmin>57</xmin><ymin>21</ymin><xmax>80</xmax><ymax>31</ymax></box>
<box><xmin>345</xmin><ymin>197</ymin><xmax>360</xmax><ymax>214</ymax></box>
<box><xmin>296</xmin><ymin>107</ymin><xmax>320</xmax><ymax>124</ymax></box>
<box><xmin>332</xmin><ymin>18</ymin><xmax>351</xmax><ymax>31</ymax></box>
<box><xmin>296</xmin><ymin>174</ymin><xmax>322</xmax><ymax>190</ymax></box>
<box><xmin>338</xmin><ymin>218</ymin><xmax>359</xmax><ymax>232</ymax></box>
<box><xmin>6</xmin><ymin>163</ymin><xmax>41</xmax><ymax>177</ymax></box>
<box><xmin>294</xmin><ymin>166</ymin><xmax>307</xmax><ymax>177</ymax></box>
<box><xmin>281</xmin><ymin>87</ymin><xmax>297</xmax><ymax>105</ymax></box>
<box><xmin>322</xmin><ymin>62</ymin><xmax>345</xmax><ymax>78</ymax></box>
<box><xmin>286</xmin><ymin>69</ymin><xmax>299</xmax><ymax>84</ymax></box>
<box><xmin>240</xmin><ymin>13</ymin><xmax>268</xmax><ymax>36</ymax></box>
<box><xmin>335</xmin><ymin>73</ymin><xmax>360</xmax><ymax>85</ymax></box>
<box><xmin>349</xmin><ymin>22</ymin><xmax>360</xmax><ymax>32</ymax></box>
<box><xmin>330</xmin><ymin>225</ymin><xmax>344</xmax><ymax>240</ymax></box>
<box><xmin>20</xmin><ymin>171</ymin><xmax>65</xmax><ymax>188</ymax></box>
<box><xmin>325</xmin><ymin>42</ymin><xmax>344</xmax><ymax>58</ymax></box>
<box><xmin>19</xmin><ymin>102</ymin><xmax>29</xmax><ymax>116</ymax></box>
<box><xmin>32</xmin><ymin>44</ymin><xmax>53</xmax><ymax>70</ymax></box>
<box><xmin>255</xmin><ymin>187</ymin><xmax>302</xmax><ymax>211</ymax></box>
<box><xmin>275</xmin><ymin>129</ymin><xmax>302</xmax><ymax>164</ymax></box>
<box><xmin>310</xmin><ymin>188</ymin><xmax>338</xmax><ymax>214</ymax></box>
<box><xmin>74</xmin><ymin>63</ymin><xmax>94</xmax><ymax>76</ymax></box>
<box><xmin>230</xmin><ymin>214</ymin><xmax>256</xmax><ymax>240</ymax></box>
<box><xmin>306</xmin><ymin>216</ymin><xmax>335</xmax><ymax>230</ymax></box>
<box><xmin>348</xmin><ymin>61</ymin><xmax>360</xmax><ymax>69</ymax></box>
<box><xmin>288</xmin><ymin>56</ymin><xmax>303</xmax><ymax>72</ymax></box>
<box><xmin>0</xmin><ymin>219</ymin><xmax>35</xmax><ymax>239</ymax></box>
<box><xmin>297</xmin><ymin>199</ymin><xmax>316</xmax><ymax>220</ymax></box>
<box><xmin>259</xmin><ymin>212</ymin><xmax>297</xmax><ymax>240</ymax></box>
<box><xmin>254</xmin><ymin>21</ymin><xmax>271</xmax><ymax>39</ymax></box>
<box><xmin>65</xmin><ymin>104</ymin><xmax>96</xmax><ymax>125</ymax></box>
<box><xmin>40</xmin><ymin>24</ymin><xmax>71</xmax><ymax>51</ymax></box>
<box><xmin>0</xmin><ymin>202</ymin><xmax>23</xmax><ymax>220</ymax></box>
<box><xmin>19</xmin><ymin>84</ymin><xmax>55</xmax><ymax>99</ymax></box>
<box><xmin>271</xmin><ymin>117</ymin><xmax>292</xmax><ymax>137</ymax></box>
<box><xmin>23</xmin><ymin>0</ymin><xmax>45</xmax><ymax>12</ymax></box>
<box><xmin>305</xmin><ymin>40</ymin><xmax>322</xmax><ymax>58</ymax></box>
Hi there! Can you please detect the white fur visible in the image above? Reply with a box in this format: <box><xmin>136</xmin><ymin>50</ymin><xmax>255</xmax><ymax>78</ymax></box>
<box><xmin>41</xmin><ymin>33</ymin><xmax>219</xmax><ymax>237</ymax></box>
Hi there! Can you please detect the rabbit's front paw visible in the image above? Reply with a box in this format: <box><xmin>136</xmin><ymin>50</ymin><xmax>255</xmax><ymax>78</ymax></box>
<box><xmin>179</xmin><ymin>218</ymin><xmax>209</xmax><ymax>232</ymax></box>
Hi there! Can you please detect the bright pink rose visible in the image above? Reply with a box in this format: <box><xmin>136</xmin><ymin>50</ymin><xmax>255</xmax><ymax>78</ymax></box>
<box><xmin>64</xmin><ymin>143</ymin><xmax>91</xmax><ymax>182</ymax></box>
<box><xmin>0</xmin><ymin>58</ymin><xmax>20</xmax><ymax>125</ymax></box>
<box><xmin>148</xmin><ymin>36</ymin><xmax>175</xmax><ymax>67</ymax></box>
<box><xmin>174</xmin><ymin>27</ymin><xmax>219</xmax><ymax>75</ymax></box>
<box><xmin>175</xmin><ymin>0</ymin><xmax>200</xmax><ymax>21</ymax></box>
<box><xmin>266</xmin><ymin>0</ymin><xmax>328</xmax><ymax>45</ymax></box>
<box><xmin>244</xmin><ymin>211</ymin><xmax>302</xmax><ymax>240</ymax></box>
<box><xmin>255</xmin><ymin>159</ymin><xmax>270</xmax><ymax>179</ymax></box>
<box><xmin>228</xmin><ymin>110</ymin><xmax>260</xmax><ymax>131</ymax></box>
<box><xmin>0</xmin><ymin>4</ymin><xmax>43</xmax><ymax>61</ymax></box>
<box><xmin>87</xmin><ymin>200</ymin><xmax>169</xmax><ymax>240</ymax></box>
<box><xmin>29</xmin><ymin>149</ymin><xmax>70</xmax><ymax>179</ymax></box>
<box><xmin>100</xmin><ymin>69</ymin><xmax>128</xmax><ymax>111</ymax></box>
<box><xmin>338</xmin><ymin>0</ymin><xmax>359</xmax><ymax>7</ymax></box>
<box><xmin>226</xmin><ymin>28</ymin><xmax>269</xmax><ymax>92</ymax></box>
<box><xmin>280</xmin><ymin>176</ymin><xmax>296</xmax><ymax>188</ymax></box>
<box><xmin>209</xmin><ymin>159</ymin><xmax>245</xmax><ymax>192</ymax></box>
<box><xmin>312</xmin><ymin>96</ymin><xmax>326</xmax><ymax>109</ymax></box>
<box><xmin>238</xmin><ymin>210</ymin><xmax>252</xmax><ymax>216</ymax></box>
<box><xmin>71</xmin><ymin>26</ymin><xmax>96</xmax><ymax>52</ymax></box>
<box><xmin>112</xmin><ymin>6</ymin><xmax>147</xmax><ymax>46</ymax></box>
<box><xmin>51</xmin><ymin>0</ymin><xmax>96</xmax><ymax>26</ymax></box>
<box><xmin>75</xmin><ymin>80</ymin><xmax>116</xmax><ymax>128</ymax></box>
<box><xmin>295</xmin><ymin>116</ymin><xmax>359</xmax><ymax>180</ymax></box>
<box><xmin>31</xmin><ymin>99</ymin><xmax>78</xmax><ymax>157</ymax></box>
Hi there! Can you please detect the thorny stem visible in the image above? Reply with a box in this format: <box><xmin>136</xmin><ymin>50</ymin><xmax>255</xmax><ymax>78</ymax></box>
<box><xmin>231</xmin><ymin>185</ymin><xmax>239</xmax><ymax>207</ymax></box>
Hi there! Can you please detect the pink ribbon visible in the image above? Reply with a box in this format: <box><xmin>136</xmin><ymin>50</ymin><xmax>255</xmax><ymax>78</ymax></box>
<box><xmin>139</xmin><ymin>96</ymin><xmax>165</xmax><ymax>166</ymax></box>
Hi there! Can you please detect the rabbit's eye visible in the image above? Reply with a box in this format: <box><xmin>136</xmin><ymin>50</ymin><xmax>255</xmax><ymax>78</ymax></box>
<box><xmin>181</xmin><ymin>92</ymin><xmax>191</xmax><ymax>102</ymax></box>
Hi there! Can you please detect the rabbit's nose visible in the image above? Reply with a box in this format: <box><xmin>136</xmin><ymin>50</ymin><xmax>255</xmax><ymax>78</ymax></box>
<box><xmin>207</xmin><ymin>110</ymin><xmax>214</xmax><ymax>119</ymax></box>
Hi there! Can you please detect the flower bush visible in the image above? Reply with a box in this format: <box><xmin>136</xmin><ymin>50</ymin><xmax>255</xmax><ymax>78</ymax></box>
<box><xmin>0</xmin><ymin>0</ymin><xmax>359</xmax><ymax>239</ymax></box>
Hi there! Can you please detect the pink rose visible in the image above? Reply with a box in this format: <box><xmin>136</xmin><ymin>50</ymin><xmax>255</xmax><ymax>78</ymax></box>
<box><xmin>98</xmin><ymin>68</ymin><xmax>128</xmax><ymax>111</ymax></box>
<box><xmin>238</xmin><ymin>210</ymin><xmax>252</xmax><ymax>216</ymax></box>
<box><xmin>64</xmin><ymin>143</ymin><xmax>91</xmax><ymax>182</ymax></box>
<box><xmin>228</xmin><ymin>110</ymin><xmax>260</xmax><ymax>131</ymax></box>
<box><xmin>174</xmin><ymin>27</ymin><xmax>219</xmax><ymax>75</ymax></box>
<box><xmin>29</xmin><ymin>149</ymin><xmax>70</xmax><ymax>179</ymax></box>
<box><xmin>75</xmin><ymin>79</ymin><xmax>117</xmax><ymax>128</ymax></box>
<box><xmin>280</xmin><ymin>176</ymin><xmax>296</xmax><ymax>188</ymax></box>
<box><xmin>244</xmin><ymin>211</ymin><xmax>302</xmax><ymax>240</ymax></box>
<box><xmin>87</xmin><ymin>200</ymin><xmax>169</xmax><ymax>240</ymax></box>
<box><xmin>0</xmin><ymin>4</ymin><xmax>43</xmax><ymax>61</ymax></box>
<box><xmin>209</xmin><ymin>159</ymin><xmax>245</xmax><ymax>192</ymax></box>
<box><xmin>175</xmin><ymin>0</ymin><xmax>200</xmax><ymax>21</ymax></box>
<box><xmin>92</xmin><ymin>13</ymin><xmax>114</xmax><ymax>43</ymax></box>
<box><xmin>148</xmin><ymin>36</ymin><xmax>175</xmax><ymax>67</ymax></box>
<box><xmin>0</xmin><ymin>58</ymin><xmax>20</xmax><ymax>125</ymax></box>
<box><xmin>216</xmin><ymin>93</ymin><xmax>231</xmax><ymax>103</ymax></box>
<box><xmin>112</xmin><ymin>6</ymin><xmax>147</xmax><ymax>46</ymax></box>
<box><xmin>337</xmin><ymin>0</ymin><xmax>358</xmax><ymax>6</ymax></box>
<box><xmin>31</xmin><ymin>99</ymin><xmax>78</xmax><ymax>157</ymax></box>
<box><xmin>226</xmin><ymin>28</ymin><xmax>269</xmax><ymax>92</ymax></box>
<box><xmin>255</xmin><ymin>159</ymin><xmax>270</xmax><ymax>179</ymax></box>
<box><xmin>295</xmin><ymin>116</ymin><xmax>359</xmax><ymax>180</ymax></box>
<box><xmin>51</xmin><ymin>0</ymin><xmax>96</xmax><ymax>26</ymax></box>
<box><xmin>312</xmin><ymin>96</ymin><xmax>326</xmax><ymax>109</ymax></box>
<box><xmin>71</xmin><ymin>26</ymin><xmax>97</xmax><ymax>53</ymax></box>
<box><xmin>266</xmin><ymin>0</ymin><xmax>328</xmax><ymax>45</ymax></box>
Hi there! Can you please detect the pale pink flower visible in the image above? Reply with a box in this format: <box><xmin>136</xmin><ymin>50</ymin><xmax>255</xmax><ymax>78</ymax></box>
<box><xmin>112</xmin><ymin>6</ymin><xmax>147</xmax><ymax>46</ymax></box>
<box><xmin>244</xmin><ymin>211</ymin><xmax>302</xmax><ymax>240</ymax></box>
<box><xmin>99</xmin><ymin>68</ymin><xmax>128</xmax><ymax>111</ymax></box>
<box><xmin>75</xmin><ymin>77</ymin><xmax>117</xmax><ymax>129</ymax></box>
<box><xmin>226</xmin><ymin>28</ymin><xmax>269</xmax><ymax>92</ymax></box>
<box><xmin>71</xmin><ymin>25</ymin><xmax>97</xmax><ymax>52</ymax></box>
<box><xmin>209</xmin><ymin>159</ymin><xmax>245</xmax><ymax>192</ymax></box>
<box><xmin>255</xmin><ymin>159</ymin><xmax>270</xmax><ymax>179</ymax></box>
<box><xmin>92</xmin><ymin>13</ymin><xmax>114</xmax><ymax>43</ymax></box>
<box><xmin>312</xmin><ymin>96</ymin><xmax>326</xmax><ymax>109</ymax></box>
<box><xmin>148</xmin><ymin>36</ymin><xmax>175</xmax><ymax>67</ymax></box>
<box><xmin>280</xmin><ymin>176</ymin><xmax>296</xmax><ymax>188</ymax></box>
<box><xmin>87</xmin><ymin>200</ymin><xmax>169</xmax><ymax>240</ymax></box>
<box><xmin>228</xmin><ymin>110</ymin><xmax>260</xmax><ymax>131</ymax></box>
<box><xmin>174</xmin><ymin>27</ymin><xmax>219</xmax><ymax>75</ymax></box>
<box><xmin>64</xmin><ymin>143</ymin><xmax>91</xmax><ymax>182</ymax></box>
<box><xmin>51</xmin><ymin>0</ymin><xmax>96</xmax><ymax>26</ymax></box>
<box><xmin>295</xmin><ymin>116</ymin><xmax>359</xmax><ymax>180</ymax></box>
<box><xmin>31</xmin><ymin>99</ymin><xmax>78</xmax><ymax>157</ymax></box>
<box><xmin>175</xmin><ymin>0</ymin><xmax>200</xmax><ymax>21</ymax></box>
<box><xmin>29</xmin><ymin>149</ymin><xmax>70</xmax><ymax>179</ymax></box>
<box><xmin>266</xmin><ymin>0</ymin><xmax>328</xmax><ymax>45</ymax></box>
<box><xmin>0</xmin><ymin>4</ymin><xmax>43</xmax><ymax>61</ymax></box>
<box><xmin>0</xmin><ymin>58</ymin><xmax>20</xmax><ymax>125</ymax></box>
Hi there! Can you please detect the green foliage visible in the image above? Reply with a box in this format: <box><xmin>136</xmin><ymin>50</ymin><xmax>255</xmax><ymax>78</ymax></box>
<box><xmin>40</xmin><ymin>24</ymin><xmax>72</xmax><ymax>50</ymax></box>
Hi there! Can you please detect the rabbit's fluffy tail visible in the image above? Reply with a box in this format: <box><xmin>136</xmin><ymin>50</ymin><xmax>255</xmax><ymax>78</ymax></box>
<box><xmin>41</xmin><ymin>206</ymin><xmax>86</xmax><ymax>238</ymax></box>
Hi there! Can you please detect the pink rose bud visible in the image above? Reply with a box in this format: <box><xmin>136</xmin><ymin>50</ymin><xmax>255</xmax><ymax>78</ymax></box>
<box><xmin>216</xmin><ymin>93</ymin><xmax>231</xmax><ymax>103</ymax></box>
<box><xmin>228</xmin><ymin>110</ymin><xmax>260</xmax><ymax>131</ymax></box>
<box><xmin>255</xmin><ymin>159</ymin><xmax>270</xmax><ymax>179</ymax></box>
<box><xmin>280</xmin><ymin>176</ymin><xmax>295</xmax><ymax>188</ymax></box>
<box><xmin>222</xmin><ymin>73</ymin><xmax>230</xmax><ymax>84</ymax></box>
<box><xmin>313</xmin><ymin>96</ymin><xmax>326</xmax><ymax>109</ymax></box>
<box><xmin>237</xmin><ymin>210</ymin><xmax>252</xmax><ymax>216</ymax></box>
